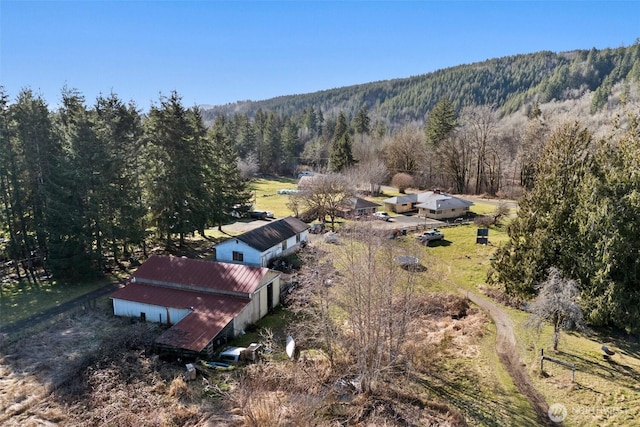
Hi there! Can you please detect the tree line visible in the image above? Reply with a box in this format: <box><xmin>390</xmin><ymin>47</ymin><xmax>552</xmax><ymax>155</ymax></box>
<box><xmin>0</xmin><ymin>88</ymin><xmax>249</xmax><ymax>282</ymax></box>
<box><xmin>490</xmin><ymin>114</ymin><xmax>640</xmax><ymax>333</ymax></box>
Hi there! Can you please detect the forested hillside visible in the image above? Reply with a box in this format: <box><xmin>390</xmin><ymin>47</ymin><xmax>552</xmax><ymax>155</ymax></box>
<box><xmin>202</xmin><ymin>44</ymin><xmax>640</xmax><ymax>126</ymax></box>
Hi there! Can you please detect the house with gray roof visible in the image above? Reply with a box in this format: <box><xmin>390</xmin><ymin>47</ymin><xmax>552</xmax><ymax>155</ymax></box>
<box><xmin>214</xmin><ymin>216</ymin><xmax>309</xmax><ymax>267</ymax></box>
<box><xmin>382</xmin><ymin>190</ymin><xmax>473</xmax><ymax>219</ymax></box>
<box><xmin>336</xmin><ymin>197</ymin><xmax>381</xmax><ymax>219</ymax></box>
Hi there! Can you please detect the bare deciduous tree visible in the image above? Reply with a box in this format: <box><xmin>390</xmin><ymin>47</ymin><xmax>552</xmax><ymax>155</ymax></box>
<box><xmin>238</xmin><ymin>152</ymin><xmax>259</xmax><ymax>179</ymax></box>
<box><xmin>460</xmin><ymin>105</ymin><xmax>497</xmax><ymax>194</ymax></box>
<box><xmin>287</xmin><ymin>248</ymin><xmax>341</xmax><ymax>367</ymax></box>
<box><xmin>383</xmin><ymin>125</ymin><xmax>427</xmax><ymax>175</ymax></box>
<box><xmin>526</xmin><ymin>267</ymin><xmax>586</xmax><ymax>351</ymax></box>
<box><xmin>334</xmin><ymin>225</ymin><xmax>420</xmax><ymax>392</ymax></box>
<box><xmin>344</xmin><ymin>158</ymin><xmax>389</xmax><ymax>196</ymax></box>
<box><xmin>291</xmin><ymin>173</ymin><xmax>354</xmax><ymax>230</ymax></box>
<box><xmin>436</xmin><ymin>133</ymin><xmax>472</xmax><ymax>193</ymax></box>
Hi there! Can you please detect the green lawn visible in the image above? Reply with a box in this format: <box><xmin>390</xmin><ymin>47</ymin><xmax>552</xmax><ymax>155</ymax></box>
<box><xmin>422</xmin><ymin>220</ymin><xmax>640</xmax><ymax>426</ymax></box>
<box><xmin>0</xmin><ymin>278</ymin><xmax>110</xmax><ymax>326</ymax></box>
<box><xmin>250</xmin><ymin>177</ymin><xmax>299</xmax><ymax>218</ymax></box>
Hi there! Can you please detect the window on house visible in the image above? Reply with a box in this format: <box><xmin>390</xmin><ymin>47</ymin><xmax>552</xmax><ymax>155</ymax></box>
<box><xmin>429</xmin><ymin>209</ymin><xmax>436</xmax><ymax>214</ymax></box>
<box><xmin>282</xmin><ymin>240</ymin><xmax>288</xmax><ymax>250</ymax></box>
<box><xmin>232</xmin><ymin>251</ymin><xmax>244</xmax><ymax>262</ymax></box>
<box><xmin>296</xmin><ymin>233</ymin><xmax>301</xmax><ymax>243</ymax></box>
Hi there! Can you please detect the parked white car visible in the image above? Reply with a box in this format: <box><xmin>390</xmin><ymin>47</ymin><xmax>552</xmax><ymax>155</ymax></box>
<box><xmin>373</xmin><ymin>212</ymin><xmax>391</xmax><ymax>221</ymax></box>
<box><xmin>218</xmin><ymin>347</ymin><xmax>246</xmax><ymax>364</ymax></box>
<box><xmin>415</xmin><ymin>229</ymin><xmax>444</xmax><ymax>244</ymax></box>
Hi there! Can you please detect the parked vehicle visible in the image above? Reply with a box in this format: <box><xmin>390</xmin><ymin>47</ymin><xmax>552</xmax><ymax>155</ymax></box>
<box><xmin>218</xmin><ymin>347</ymin><xmax>246</xmax><ymax>364</ymax></box>
<box><xmin>277</xmin><ymin>189</ymin><xmax>300</xmax><ymax>195</ymax></box>
<box><xmin>415</xmin><ymin>229</ymin><xmax>444</xmax><ymax>244</ymax></box>
<box><xmin>218</xmin><ymin>343</ymin><xmax>262</xmax><ymax>364</ymax></box>
<box><xmin>249</xmin><ymin>210</ymin><xmax>267</xmax><ymax>220</ymax></box>
<box><xmin>373</xmin><ymin>211</ymin><xmax>391</xmax><ymax>221</ymax></box>
<box><xmin>309</xmin><ymin>222</ymin><xmax>326</xmax><ymax>234</ymax></box>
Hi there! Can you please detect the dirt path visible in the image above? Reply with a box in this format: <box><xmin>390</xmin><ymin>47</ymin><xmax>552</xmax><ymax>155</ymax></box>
<box><xmin>457</xmin><ymin>288</ymin><xmax>554</xmax><ymax>426</ymax></box>
<box><xmin>0</xmin><ymin>282</ymin><xmax>122</xmax><ymax>336</ymax></box>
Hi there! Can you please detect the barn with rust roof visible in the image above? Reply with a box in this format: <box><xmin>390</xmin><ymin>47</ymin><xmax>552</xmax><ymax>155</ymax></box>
<box><xmin>111</xmin><ymin>255</ymin><xmax>281</xmax><ymax>358</ymax></box>
<box><xmin>215</xmin><ymin>216</ymin><xmax>309</xmax><ymax>267</ymax></box>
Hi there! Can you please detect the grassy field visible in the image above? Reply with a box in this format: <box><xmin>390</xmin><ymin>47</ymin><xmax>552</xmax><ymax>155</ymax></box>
<box><xmin>250</xmin><ymin>177</ymin><xmax>299</xmax><ymax>218</ymax></box>
<box><xmin>421</xmin><ymin>218</ymin><xmax>640</xmax><ymax>426</ymax></box>
<box><xmin>0</xmin><ymin>278</ymin><xmax>110</xmax><ymax>326</ymax></box>
<box><xmin>513</xmin><ymin>307</ymin><xmax>640</xmax><ymax>426</ymax></box>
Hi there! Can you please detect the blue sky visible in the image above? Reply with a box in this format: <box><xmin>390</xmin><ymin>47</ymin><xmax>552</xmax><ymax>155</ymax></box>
<box><xmin>1</xmin><ymin>1</ymin><xmax>638</xmax><ymax>111</ymax></box>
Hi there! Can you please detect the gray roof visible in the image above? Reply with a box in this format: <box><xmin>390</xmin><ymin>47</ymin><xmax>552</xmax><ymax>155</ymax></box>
<box><xmin>237</xmin><ymin>216</ymin><xmax>309</xmax><ymax>252</ymax></box>
<box><xmin>415</xmin><ymin>192</ymin><xmax>473</xmax><ymax>210</ymax></box>
<box><xmin>342</xmin><ymin>197</ymin><xmax>381</xmax><ymax>210</ymax></box>
<box><xmin>383</xmin><ymin>191</ymin><xmax>473</xmax><ymax>210</ymax></box>
<box><xmin>382</xmin><ymin>194</ymin><xmax>418</xmax><ymax>205</ymax></box>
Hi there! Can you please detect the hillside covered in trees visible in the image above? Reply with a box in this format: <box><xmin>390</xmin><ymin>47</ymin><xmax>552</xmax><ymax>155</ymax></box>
<box><xmin>202</xmin><ymin>44</ymin><xmax>640</xmax><ymax>126</ymax></box>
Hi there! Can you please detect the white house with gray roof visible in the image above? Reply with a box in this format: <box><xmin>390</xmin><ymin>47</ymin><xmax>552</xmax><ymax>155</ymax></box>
<box><xmin>382</xmin><ymin>190</ymin><xmax>473</xmax><ymax>219</ymax></box>
<box><xmin>215</xmin><ymin>216</ymin><xmax>309</xmax><ymax>267</ymax></box>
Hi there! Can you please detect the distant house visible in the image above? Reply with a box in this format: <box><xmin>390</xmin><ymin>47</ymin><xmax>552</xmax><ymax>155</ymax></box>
<box><xmin>382</xmin><ymin>190</ymin><xmax>473</xmax><ymax>219</ymax></box>
<box><xmin>336</xmin><ymin>197</ymin><xmax>381</xmax><ymax>219</ymax></box>
<box><xmin>215</xmin><ymin>216</ymin><xmax>309</xmax><ymax>267</ymax></box>
<box><xmin>111</xmin><ymin>255</ymin><xmax>281</xmax><ymax>358</ymax></box>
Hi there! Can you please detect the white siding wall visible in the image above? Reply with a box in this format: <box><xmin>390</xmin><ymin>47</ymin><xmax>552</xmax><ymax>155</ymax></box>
<box><xmin>216</xmin><ymin>231</ymin><xmax>309</xmax><ymax>267</ymax></box>
<box><xmin>215</xmin><ymin>239</ymin><xmax>263</xmax><ymax>266</ymax></box>
<box><xmin>260</xmin><ymin>244</ymin><xmax>282</xmax><ymax>266</ymax></box>
<box><xmin>257</xmin><ymin>286</ymin><xmax>268</xmax><ymax>318</ymax></box>
<box><xmin>112</xmin><ymin>299</ymin><xmax>191</xmax><ymax>324</ymax></box>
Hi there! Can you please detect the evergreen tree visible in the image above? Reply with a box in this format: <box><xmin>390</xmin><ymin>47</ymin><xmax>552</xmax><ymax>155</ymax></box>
<box><xmin>577</xmin><ymin>113</ymin><xmax>640</xmax><ymax>331</ymax></box>
<box><xmin>489</xmin><ymin>121</ymin><xmax>593</xmax><ymax>296</ymax></box>
<box><xmin>144</xmin><ymin>91</ymin><xmax>207</xmax><ymax>247</ymax></box>
<box><xmin>424</xmin><ymin>96</ymin><xmax>457</xmax><ymax>146</ymax></box>
<box><xmin>49</xmin><ymin>88</ymin><xmax>100</xmax><ymax>279</ymax></box>
<box><xmin>0</xmin><ymin>87</ymin><xmax>26</xmax><ymax>280</ymax></box>
<box><xmin>330</xmin><ymin>133</ymin><xmax>355</xmax><ymax>173</ymax></box>
<box><xmin>353</xmin><ymin>106</ymin><xmax>371</xmax><ymax>135</ymax></box>
<box><xmin>7</xmin><ymin>90</ymin><xmax>59</xmax><ymax>280</ymax></box>
<box><xmin>207</xmin><ymin>115</ymin><xmax>252</xmax><ymax>231</ymax></box>
<box><xmin>281</xmin><ymin>117</ymin><xmax>299</xmax><ymax>175</ymax></box>
<box><xmin>329</xmin><ymin>112</ymin><xmax>355</xmax><ymax>172</ymax></box>
<box><xmin>93</xmin><ymin>93</ymin><xmax>145</xmax><ymax>261</ymax></box>
<box><xmin>262</xmin><ymin>112</ymin><xmax>281</xmax><ymax>174</ymax></box>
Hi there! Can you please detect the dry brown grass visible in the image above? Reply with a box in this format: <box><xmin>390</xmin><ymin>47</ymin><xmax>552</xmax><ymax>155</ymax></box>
<box><xmin>0</xmin><ymin>301</ymin><xmax>232</xmax><ymax>427</ymax></box>
<box><xmin>227</xmin><ymin>293</ymin><xmax>484</xmax><ymax>426</ymax></box>
<box><xmin>1</xmin><ymin>290</ymin><xmax>488</xmax><ymax>426</ymax></box>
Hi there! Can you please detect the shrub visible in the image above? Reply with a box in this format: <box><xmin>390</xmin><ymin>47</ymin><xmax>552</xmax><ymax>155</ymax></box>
<box><xmin>391</xmin><ymin>173</ymin><xmax>414</xmax><ymax>193</ymax></box>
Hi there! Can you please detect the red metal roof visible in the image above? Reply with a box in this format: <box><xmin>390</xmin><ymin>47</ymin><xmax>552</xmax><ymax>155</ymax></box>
<box><xmin>112</xmin><ymin>282</ymin><xmax>249</xmax><ymax>352</ymax></box>
<box><xmin>132</xmin><ymin>255</ymin><xmax>270</xmax><ymax>295</ymax></box>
